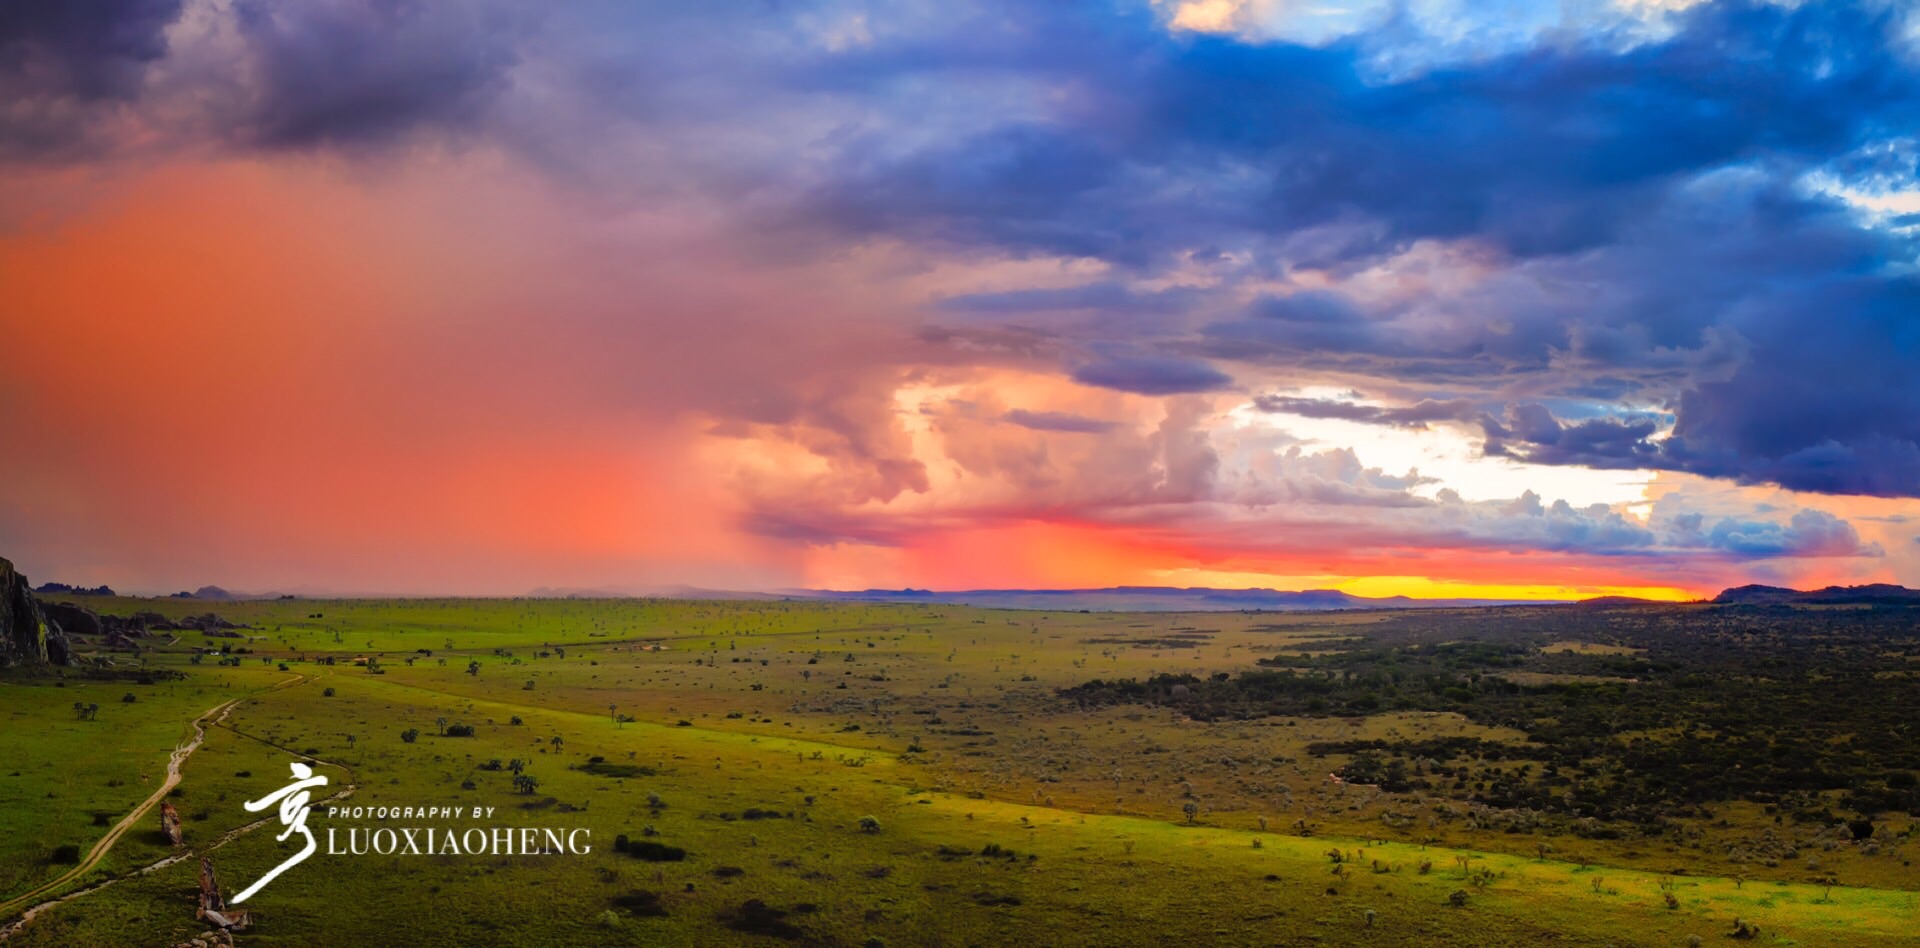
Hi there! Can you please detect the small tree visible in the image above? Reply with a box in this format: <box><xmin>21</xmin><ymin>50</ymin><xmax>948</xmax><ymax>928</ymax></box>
<box><xmin>1182</xmin><ymin>800</ymin><xmax>1199</xmax><ymax>824</ymax></box>
<box><xmin>514</xmin><ymin>774</ymin><xmax>539</xmax><ymax>795</ymax></box>
<box><xmin>466</xmin><ymin>661</ymin><xmax>481</xmax><ymax>677</ymax></box>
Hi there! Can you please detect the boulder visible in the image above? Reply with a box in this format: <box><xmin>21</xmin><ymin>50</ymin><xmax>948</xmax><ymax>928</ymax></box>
<box><xmin>42</xmin><ymin>601</ymin><xmax>104</xmax><ymax>638</ymax></box>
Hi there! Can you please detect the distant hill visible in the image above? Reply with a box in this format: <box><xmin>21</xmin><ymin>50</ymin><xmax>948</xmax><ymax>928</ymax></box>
<box><xmin>33</xmin><ymin>582</ymin><xmax>115</xmax><ymax>597</ymax></box>
<box><xmin>790</xmin><ymin>586</ymin><xmax>1559</xmax><ymax>612</ymax></box>
<box><xmin>1714</xmin><ymin>583</ymin><xmax>1920</xmax><ymax>606</ymax></box>
<box><xmin>1573</xmin><ymin>595</ymin><xmax>1671</xmax><ymax>607</ymax></box>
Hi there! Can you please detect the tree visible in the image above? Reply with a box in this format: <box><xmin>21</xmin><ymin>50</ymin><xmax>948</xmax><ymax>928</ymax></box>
<box><xmin>466</xmin><ymin>661</ymin><xmax>481</xmax><ymax>677</ymax></box>
<box><xmin>1182</xmin><ymin>800</ymin><xmax>1199</xmax><ymax>824</ymax></box>
<box><xmin>550</xmin><ymin>735</ymin><xmax>563</xmax><ymax>752</ymax></box>
<box><xmin>513</xmin><ymin>774</ymin><xmax>539</xmax><ymax>795</ymax></box>
<box><xmin>435</xmin><ymin>716</ymin><xmax>449</xmax><ymax>736</ymax></box>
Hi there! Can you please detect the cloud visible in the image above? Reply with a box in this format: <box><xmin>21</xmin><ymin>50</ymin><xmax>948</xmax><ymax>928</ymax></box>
<box><xmin>1480</xmin><ymin>403</ymin><xmax>1666</xmax><ymax>469</ymax></box>
<box><xmin>3</xmin><ymin>0</ymin><xmax>1919</xmax><ymax>596</ymax></box>
<box><xmin>1001</xmin><ymin>408</ymin><xmax>1118</xmax><ymax>433</ymax></box>
<box><xmin>0</xmin><ymin>0</ymin><xmax>184</xmax><ymax>157</ymax></box>
<box><xmin>228</xmin><ymin>0</ymin><xmax>522</xmax><ymax>148</ymax></box>
<box><xmin>1071</xmin><ymin>355</ymin><xmax>1233</xmax><ymax>395</ymax></box>
<box><xmin>935</xmin><ymin>282</ymin><xmax>1198</xmax><ymax>318</ymax></box>
<box><xmin>1253</xmin><ymin>394</ymin><xmax>1478</xmax><ymax>429</ymax></box>
<box><xmin>1667</xmin><ymin>508</ymin><xmax>1882</xmax><ymax>559</ymax></box>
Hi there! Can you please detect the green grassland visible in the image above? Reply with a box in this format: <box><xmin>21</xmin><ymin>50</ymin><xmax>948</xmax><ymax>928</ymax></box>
<box><xmin>2</xmin><ymin>597</ymin><xmax>1915</xmax><ymax>945</ymax></box>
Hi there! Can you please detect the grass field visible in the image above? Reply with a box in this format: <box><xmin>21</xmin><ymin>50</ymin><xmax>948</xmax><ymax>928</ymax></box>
<box><xmin>1</xmin><ymin>597</ymin><xmax>1914</xmax><ymax>945</ymax></box>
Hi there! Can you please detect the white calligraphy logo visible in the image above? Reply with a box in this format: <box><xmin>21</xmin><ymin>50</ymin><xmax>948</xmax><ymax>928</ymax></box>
<box><xmin>233</xmin><ymin>762</ymin><xmax>328</xmax><ymax>903</ymax></box>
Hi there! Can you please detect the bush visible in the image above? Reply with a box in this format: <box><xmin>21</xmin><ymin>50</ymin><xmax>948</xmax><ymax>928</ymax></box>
<box><xmin>858</xmin><ymin>816</ymin><xmax>882</xmax><ymax>834</ymax></box>
<box><xmin>621</xmin><ymin>841</ymin><xmax>687</xmax><ymax>862</ymax></box>
<box><xmin>48</xmin><ymin>845</ymin><xmax>81</xmax><ymax>864</ymax></box>
<box><xmin>400</xmin><ymin>728</ymin><xmax>420</xmax><ymax>743</ymax></box>
<box><xmin>444</xmin><ymin>724</ymin><xmax>476</xmax><ymax>737</ymax></box>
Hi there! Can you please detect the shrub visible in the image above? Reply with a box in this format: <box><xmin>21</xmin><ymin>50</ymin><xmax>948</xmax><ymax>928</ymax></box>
<box><xmin>621</xmin><ymin>841</ymin><xmax>687</xmax><ymax>862</ymax></box>
<box><xmin>400</xmin><ymin>728</ymin><xmax>420</xmax><ymax>743</ymax></box>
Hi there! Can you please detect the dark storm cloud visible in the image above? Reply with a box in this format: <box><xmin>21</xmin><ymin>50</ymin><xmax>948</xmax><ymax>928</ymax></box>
<box><xmin>9</xmin><ymin>0</ymin><xmax>1920</xmax><ymax>502</ymax></box>
<box><xmin>784</xmin><ymin>2</ymin><xmax>1920</xmax><ymax>498</ymax></box>
<box><xmin>0</xmin><ymin>0</ymin><xmax>182</xmax><ymax>96</ymax></box>
<box><xmin>229</xmin><ymin>0</ymin><xmax>521</xmax><ymax>148</ymax></box>
<box><xmin>0</xmin><ymin>0</ymin><xmax>184</xmax><ymax>156</ymax></box>
<box><xmin>806</xmin><ymin>2</ymin><xmax>1917</xmax><ymax>265</ymax></box>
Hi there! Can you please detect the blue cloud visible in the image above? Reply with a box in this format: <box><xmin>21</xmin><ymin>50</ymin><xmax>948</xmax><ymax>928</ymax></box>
<box><xmin>1071</xmin><ymin>355</ymin><xmax>1233</xmax><ymax>395</ymax></box>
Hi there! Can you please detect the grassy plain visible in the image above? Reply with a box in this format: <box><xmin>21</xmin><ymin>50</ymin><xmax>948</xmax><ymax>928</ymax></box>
<box><xmin>1</xmin><ymin>597</ymin><xmax>1915</xmax><ymax>945</ymax></box>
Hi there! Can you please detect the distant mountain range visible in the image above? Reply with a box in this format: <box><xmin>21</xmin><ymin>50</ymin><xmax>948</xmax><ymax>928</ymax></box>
<box><xmin>1711</xmin><ymin>583</ymin><xmax>1920</xmax><ymax>606</ymax></box>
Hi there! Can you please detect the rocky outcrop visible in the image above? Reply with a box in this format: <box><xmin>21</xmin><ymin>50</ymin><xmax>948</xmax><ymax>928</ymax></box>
<box><xmin>196</xmin><ymin>857</ymin><xmax>249</xmax><ymax>931</ymax></box>
<box><xmin>1</xmin><ymin>557</ymin><xmax>72</xmax><ymax>667</ymax></box>
<box><xmin>179</xmin><ymin>614</ymin><xmax>247</xmax><ymax>635</ymax></box>
<box><xmin>161</xmin><ymin>801</ymin><xmax>183</xmax><ymax>845</ymax></box>
<box><xmin>41</xmin><ymin>601</ymin><xmax>103</xmax><ymax>638</ymax></box>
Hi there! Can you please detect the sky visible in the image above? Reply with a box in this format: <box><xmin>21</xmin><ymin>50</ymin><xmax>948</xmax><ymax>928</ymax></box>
<box><xmin>3</xmin><ymin>0</ymin><xmax>1920</xmax><ymax>599</ymax></box>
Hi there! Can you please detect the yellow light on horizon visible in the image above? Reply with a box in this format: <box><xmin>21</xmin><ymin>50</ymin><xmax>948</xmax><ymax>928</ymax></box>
<box><xmin>1146</xmin><ymin>567</ymin><xmax>1698</xmax><ymax>602</ymax></box>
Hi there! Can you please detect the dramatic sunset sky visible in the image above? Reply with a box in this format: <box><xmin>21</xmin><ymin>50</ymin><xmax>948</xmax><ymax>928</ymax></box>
<box><xmin>3</xmin><ymin>0</ymin><xmax>1920</xmax><ymax>599</ymax></box>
